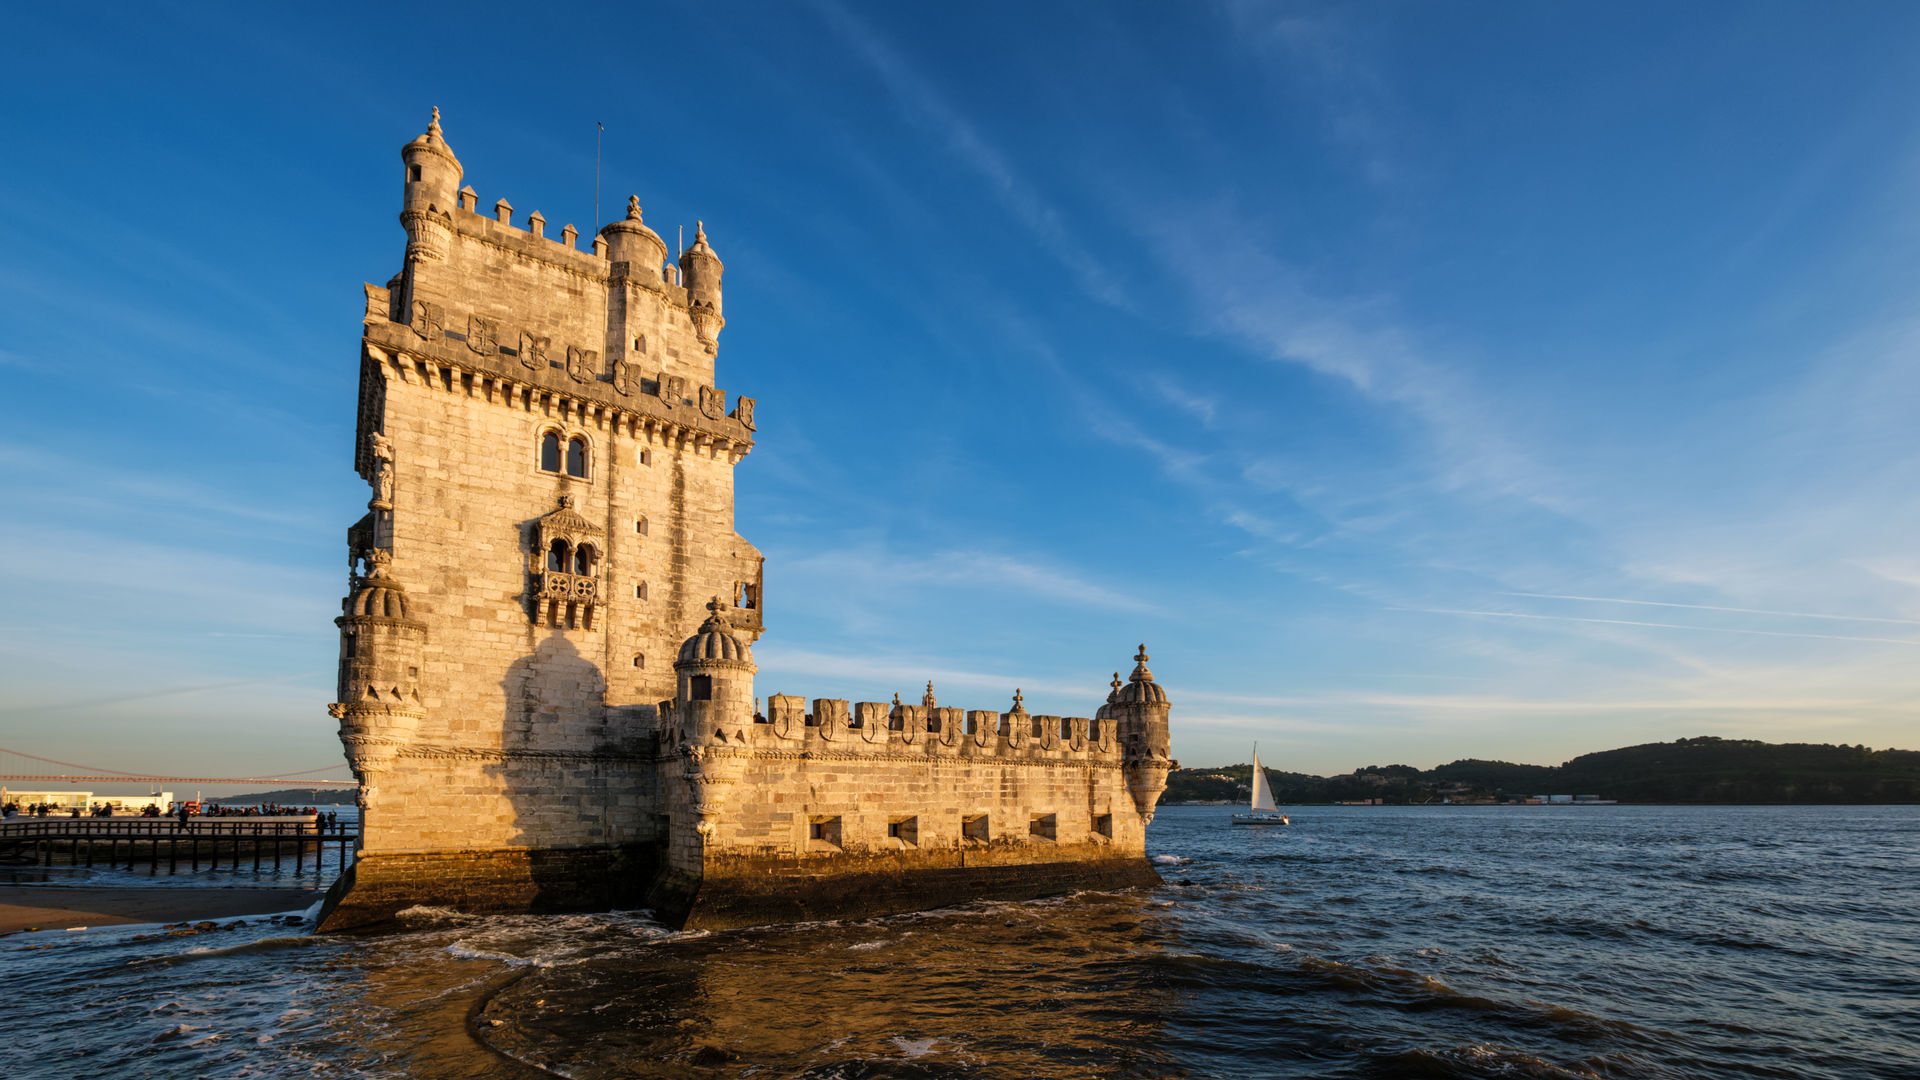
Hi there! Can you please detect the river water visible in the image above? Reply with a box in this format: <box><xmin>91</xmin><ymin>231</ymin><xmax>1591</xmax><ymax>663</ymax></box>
<box><xmin>3</xmin><ymin>804</ymin><xmax>1915</xmax><ymax>1079</ymax></box>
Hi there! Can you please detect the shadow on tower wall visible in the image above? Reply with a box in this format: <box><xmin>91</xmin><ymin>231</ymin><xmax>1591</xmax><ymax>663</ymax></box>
<box><xmin>483</xmin><ymin>627</ymin><xmax>661</xmax><ymax>914</ymax></box>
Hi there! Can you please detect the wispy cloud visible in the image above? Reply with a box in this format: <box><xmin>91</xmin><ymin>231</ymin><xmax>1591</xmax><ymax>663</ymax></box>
<box><xmin>1146</xmin><ymin>374</ymin><xmax>1220</xmax><ymax>427</ymax></box>
<box><xmin>1215</xmin><ymin>0</ymin><xmax>1404</xmax><ymax>186</ymax></box>
<box><xmin>809</xmin><ymin>0</ymin><xmax>1130</xmax><ymax>310</ymax></box>
<box><xmin>1408</xmin><ymin>607</ymin><xmax>1920</xmax><ymax>648</ymax></box>
<box><xmin>787</xmin><ymin>545</ymin><xmax>1160</xmax><ymax>616</ymax></box>
<box><xmin>753</xmin><ymin>645</ymin><xmax>1089</xmax><ymax>701</ymax></box>
<box><xmin>1506</xmin><ymin>591</ymin><xmax>1920</xmax><ymax>626</ymax></box>
<box><xmin>0</xmin><ymin>673</ymin><xmax>322</xmax><ymax>717</ymax></box>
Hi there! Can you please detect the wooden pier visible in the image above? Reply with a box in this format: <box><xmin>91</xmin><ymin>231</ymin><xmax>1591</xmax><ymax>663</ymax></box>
<box><xmin>0</xmin><ymin>818</ymin><xmax>358</xmax><ymax>875</ymax></box>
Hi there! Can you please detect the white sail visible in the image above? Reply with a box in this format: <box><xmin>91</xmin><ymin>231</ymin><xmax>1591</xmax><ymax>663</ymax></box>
<box><xmin>1249</xmin><ymin>750</ymin><xmax>1277</xmax><ymax>812</ymax></box>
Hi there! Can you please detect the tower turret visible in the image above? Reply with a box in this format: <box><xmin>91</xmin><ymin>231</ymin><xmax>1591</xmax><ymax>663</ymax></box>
<box><xmin>1113</xmin><ymin>645</ymin><xmax>1173</xmax><ymax>823</ymax></box>
<box><xmin>328</xmin><ymin>549</ymin><xmax>428</xmax><ymax>820</ymax></box>
<box><xmin>399</xmin><ymin>108</ymin><xmax>461</xmax><ymax>267</ymax></box>
<box><xmin>679</xmin><ymin>221</ymin><xmax>725</xmax><ymax>353</ymax></box>
<box><xmin>673</xmin><ymin>597</ymin><xmax>758</xmax><ymax>838</ymax></box>
<box><xmin>600</xmin><ymin>196</ymin><xmax>669</xmax><ymax>284</ymax></box>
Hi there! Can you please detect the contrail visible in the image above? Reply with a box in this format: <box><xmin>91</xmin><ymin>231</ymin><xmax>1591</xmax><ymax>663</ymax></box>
<box><xmin>0</xmin><ymin>672</ymin><xmax>326</xmax><ymax>716</ymax></box>
<box><xmin>1410</xmin><ymin>608</ymin><xmax>1920</xmax><ymax>647</ymax></box>
<box><xmin>1506</xmin><ymin>592</ymin><xmax>1920</xmax><ymax>626</ymax></box>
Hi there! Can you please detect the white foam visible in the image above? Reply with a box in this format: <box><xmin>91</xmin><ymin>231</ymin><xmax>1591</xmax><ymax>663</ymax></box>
<box><xmin>891</xmin><ymin>1037</ymin><xmax>938</xmax><ymax>1059</ymax></box>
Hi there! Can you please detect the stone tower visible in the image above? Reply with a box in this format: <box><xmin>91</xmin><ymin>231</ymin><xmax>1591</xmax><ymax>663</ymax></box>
<box><xmin>318</xmin><ymin>111</ymin><xmax>1170</xmax><ymax>932</ymax></box>
<box><xmin>319</xmin><ymin>110</ymin><xmax>763</xmax><ymax>930</ymax></box>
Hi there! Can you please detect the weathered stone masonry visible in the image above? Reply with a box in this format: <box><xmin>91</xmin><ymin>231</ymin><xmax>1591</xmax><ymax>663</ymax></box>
<box><xmin>317</xmin><ymin>111</ymin><xmax>1174</xmax><ymax>932</ymax></box>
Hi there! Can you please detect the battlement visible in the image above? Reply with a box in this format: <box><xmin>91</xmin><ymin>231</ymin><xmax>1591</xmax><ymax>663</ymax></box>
<box><xmin>662</xmin><ymin>693</ymin><xmax>1122</xmax><ymax>761</ymax></box>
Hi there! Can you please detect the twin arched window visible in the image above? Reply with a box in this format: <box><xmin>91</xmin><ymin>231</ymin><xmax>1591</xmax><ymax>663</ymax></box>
<box><xmin>539</xmin><ymin>431</ymin><xmax>589</xmax><ymax>478</ymax></box>
<box><xmin>547</xmin><ymin>539</ymin><xmax>596</xmax><ymax>575</ymax></box>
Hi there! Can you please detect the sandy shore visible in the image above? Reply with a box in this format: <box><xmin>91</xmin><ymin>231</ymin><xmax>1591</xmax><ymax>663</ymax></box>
<box><xmin>0</xmin><ymin>885</ymin><xmax>323</xmax><ymax>934</ymax></box>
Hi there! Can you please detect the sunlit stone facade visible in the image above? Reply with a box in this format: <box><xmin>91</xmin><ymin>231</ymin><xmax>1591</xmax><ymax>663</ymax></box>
<box><xmin>318</xmin><ymin>112</ymin><xmax>1172</xmax><ymax>931</ymax></box>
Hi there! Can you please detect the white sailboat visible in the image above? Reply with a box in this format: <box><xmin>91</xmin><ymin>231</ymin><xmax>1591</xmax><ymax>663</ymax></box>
<box><xmin>1232</xmin><ymin>747</ymin><xmax>1290</xmax><ymax>825</ymax></box>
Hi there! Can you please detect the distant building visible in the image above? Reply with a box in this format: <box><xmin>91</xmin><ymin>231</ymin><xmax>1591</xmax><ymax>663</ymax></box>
<box><xmin>318</xmin><ymin>112</ymin><xmax>1174</xmax><ymax>932</ymax></box>
<box><xmin>0</xmin><ymin>789</ymin><xmax>173</xmax><ymax>812</ymax></box>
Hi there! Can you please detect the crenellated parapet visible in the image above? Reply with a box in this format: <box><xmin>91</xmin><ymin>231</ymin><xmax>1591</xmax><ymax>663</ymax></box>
<box><xmin>657</xmin><ymin>680</ymin><xmax>1138</xmax><ymax>768</ymax></box>
<box><xmin>370</xmin><ymin>109</ymin><xmax>749</xmax><ymax>461</ymax></box>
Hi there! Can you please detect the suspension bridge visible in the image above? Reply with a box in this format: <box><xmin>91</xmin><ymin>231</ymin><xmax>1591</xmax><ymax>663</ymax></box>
<box><xmin>0</xmin><ymin>746</ymin><xmax>356</xmax><ymax>787</ymax></box>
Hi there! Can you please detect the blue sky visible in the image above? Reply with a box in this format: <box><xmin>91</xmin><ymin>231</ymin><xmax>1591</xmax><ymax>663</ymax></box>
<box><xmin>4</xmin><ymin>2</ymin><xmax>1920</xmax><ymax>790</ymax></box>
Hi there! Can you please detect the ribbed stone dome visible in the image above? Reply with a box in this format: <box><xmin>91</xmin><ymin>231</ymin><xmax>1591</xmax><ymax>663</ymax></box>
<box><xmin>1116</xmin><ymin>646</ymin><xmax>1169</xmax><ymax>705</ymax></box>
<box><xmin>346</xmin><ymin>575</ymin><xmax>412</xmax><ymax>620</ymax></box>
<box><xmin>677</xmin><ymin>600</ymin><xmax>753</xmax><ymax>666</ymax></box>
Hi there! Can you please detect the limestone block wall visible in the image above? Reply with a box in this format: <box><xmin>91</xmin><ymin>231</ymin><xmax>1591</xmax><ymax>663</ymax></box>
<box><xmin>355</xmin><ymin>315</ymin><xmax>759</xmax><ymax>858</ymax></box>
<box><xmin>668</xmin><ymin>697</ymin><xmax>1150</xmax><ymax>872</ymax></box>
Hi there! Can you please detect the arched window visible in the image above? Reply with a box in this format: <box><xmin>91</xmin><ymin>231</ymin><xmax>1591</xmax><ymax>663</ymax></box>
<box><xmin>566</xmin><ymin>437</ymin><xmax>588</xmax><ymax>478</ymax></box>
<box><xmin>547</xmin><ymin>539</ymin><xmax>569</xmax><ymax>572</ymax></box>
<box><xmin>573</xmin><ymin>544</ymin><xmax>596</xmax><ymax>576</ymax></box>
<box><xmin>633</xmin><ymin>653</ymin><xmax>644</xmax><ymax>669</ymax></box>
<box><xmin>540</xmin><ymin>431</ymin><xmax>561</xmax><ymax>472</ymax></box>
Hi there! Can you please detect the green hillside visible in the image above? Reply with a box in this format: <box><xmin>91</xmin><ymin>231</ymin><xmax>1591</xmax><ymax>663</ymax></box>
<box><xmin>1164</xmin><ymin>736</ymin><xmax>1920</xmax><ymax>805</ymax></box>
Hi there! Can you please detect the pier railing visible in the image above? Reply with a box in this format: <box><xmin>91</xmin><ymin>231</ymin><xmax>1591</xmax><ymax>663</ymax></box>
<box><xmin>0</xmin><ymin>817</ymin><xmax>359</xmax><ymax>875</ymax></box>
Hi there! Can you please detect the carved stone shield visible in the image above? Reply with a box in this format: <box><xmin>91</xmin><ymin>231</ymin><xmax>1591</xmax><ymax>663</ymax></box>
<box><xmin>411</xmin><ymin>301</ymin><xmax>444</xmax><ymax>342</ymax></box>
<box><xmin>467</xmin><ymin>315</ymin><xmax>499</xmax><ymax>356</ymax></box>
<box><xmin>733</xmin><ymin>396</ymin><xmax>756</xmax><ymax>431</ymax></box>
<box><xmin>519</xmin><ymin>331</ymin><xmax>549</xmax><ymax>371</ymax></box>
<box><xmin>699</xmin><ymin>384</ymin><xmax>727</xmax><ymax>420</ymax></box>
<box><xmin>567</xmin><ymin>346</ymin><xmax>598</xmax><ymax>383</ymax></box>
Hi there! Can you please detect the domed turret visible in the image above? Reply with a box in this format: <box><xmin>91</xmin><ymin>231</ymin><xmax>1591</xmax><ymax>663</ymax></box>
<box><xmin>672</xmin><ymin>597</ymin><xmax>758</xmax><ymax>845</ymax></box>
<box><xmin>677</xmin><ymin>603</ymin><xmax>754</xmax><ymax>667</ymax></box>
<box><xmin>1116</xmin><ymin>646</ymin><xmax>1170</xmax><ymax>706</ymax></box>
<box><xmin>679</xmin><ymin>221</ymin><xmax>725</xmax><ymax>352</ymax></box>
<box><xmin>600</xmin><ymin>196</ymin><xmax>669</xmax><ymax>284</ymax></box>
<box><xmin>330</xmin><ymin>549</ymin><xmax>428</xmax><ymax>819</ymax></box>
<box><xmin>1111</xmin><ymin>645</ymin><xmax>1173</xmax><ymax>824</ymax></box>
<box><xmin>673</xmin><ymin>597</ymin><xmax>758</xmax><ymax>738</ymax></box>
<box><xmin>346</xmin><ymin>574</ymin><xmax>413</xmax><ymax>620</ymax></box>
<box><xmin>401</xmin><ymin>107</ymin><xmax>462</xmax><ymax>218</ymax></box>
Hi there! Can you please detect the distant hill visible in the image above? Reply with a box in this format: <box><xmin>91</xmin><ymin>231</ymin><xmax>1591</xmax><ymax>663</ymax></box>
<box><xmin>1165</xmin><ymin>737</ymin><xmax>1920</xmax><ymax>805</ymax></box>
<box><xmin>209</xmin><ymin>787</ymin><xmax>359</xmax><ymax>806</ymax></box>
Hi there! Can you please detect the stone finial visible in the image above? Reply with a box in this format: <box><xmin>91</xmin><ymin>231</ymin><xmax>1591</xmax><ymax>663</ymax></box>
<box><xmin>559</xmin><ymin>494</ymin><xmax>576</xmax><ymax>510</ymax></box>
<box><xmin>1129</xmin><ymin>645</ymin><xmax>1155</xmax><ymax>684</ymax></box>
<box><xmin>626</xmin><ymin>195</ymin><xmax>642</xmax><ymax>221</ymax></box>
<box><xmin>1108</xmin><ymin>672</ymin><xmax>1123</xmax><ymax>702</ymax></box>
<box><xmin>892</xmin><ymin>692</ymin><xmax>902</xmax><ymax>708</ymax></box>
<box><xmin>494</xmin><ymin>197</ymin><xmax>513</xmax><ymax>224</ymax></box>
<box><xmin>427</xmin><ymin>106</ymin><xmax>443</xmax><ymax>140</ymax></box>
<box><xmin>561</xmin><ymin>223</ymin><xmax>578</xmax><ymax>247</ymax></box>
<box><xmin>528</xmin><ymin>210</ymin><xmax>545</xmax><ymax>239</ymax></box>
<box><xmin>1010</xmin><ymin>688</ymin><xmax>1026</xmax><ymax>713</ymax></box>
<box><xmin>695</xmin><ymin>220</ymin><xmax>707</xmax><ymax>243</ymax></box>
<box><xmin>922</xmin><ymin>681</ymin><xmax>937</xmax><ymax>708</ymax></box>
<box><xmin>707</xmin><ymin>595</ymin><xmax>725</xmax><ymax>617</ymax></box>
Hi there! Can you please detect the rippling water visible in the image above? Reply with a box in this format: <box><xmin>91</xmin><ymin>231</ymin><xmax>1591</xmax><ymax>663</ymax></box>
<box><xmin>4</xmin><ymin>805</ymin><xmax>1915</xmax><ymax>1079</ymax></box>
